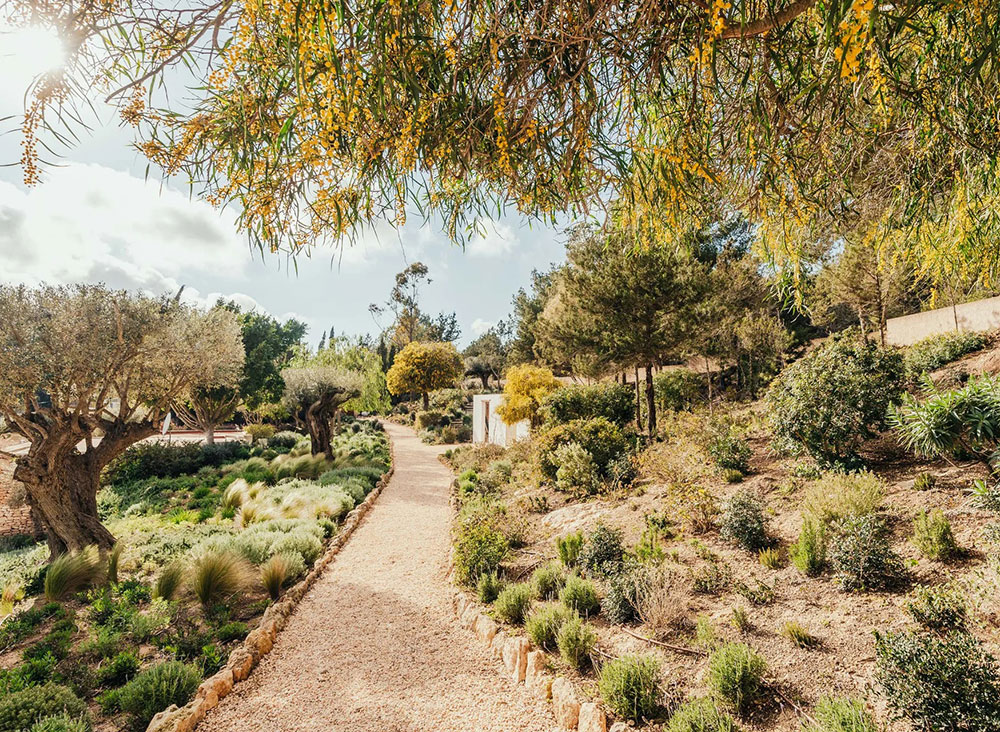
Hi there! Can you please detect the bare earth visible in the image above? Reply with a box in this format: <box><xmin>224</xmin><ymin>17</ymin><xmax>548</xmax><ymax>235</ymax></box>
<box><xmin>198</xmin><ymin>422</ymin><xmax>556</xmax><ymax>732</ymax></box>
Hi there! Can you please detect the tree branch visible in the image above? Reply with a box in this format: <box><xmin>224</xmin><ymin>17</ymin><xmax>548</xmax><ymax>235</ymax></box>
<box><xmin>718</xmin><ymin>0</ymin><xmax>819</xmax><ymax>39</ymax></box>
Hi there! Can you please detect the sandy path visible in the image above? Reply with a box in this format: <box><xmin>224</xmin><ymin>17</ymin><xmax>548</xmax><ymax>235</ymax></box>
<box><xmin>198</xmin><ymin>422</ymin><xmax>556</xmax><ymax>732</ymax></box>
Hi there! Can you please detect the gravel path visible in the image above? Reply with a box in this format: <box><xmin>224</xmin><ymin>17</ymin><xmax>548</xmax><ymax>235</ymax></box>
<box><xmin>198</xmin><ymin>422</ymin><xmax>557</xmax><ymax>732</ymax></box>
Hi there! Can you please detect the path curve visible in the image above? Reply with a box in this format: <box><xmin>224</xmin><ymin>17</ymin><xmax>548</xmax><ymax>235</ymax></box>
<box><xmin>198</xmin><ymin>422</ymin><xmax>556</xmax><ymax>732</ymax></box>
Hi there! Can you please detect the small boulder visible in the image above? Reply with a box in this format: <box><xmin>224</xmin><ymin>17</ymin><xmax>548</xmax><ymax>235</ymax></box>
<box><xmin>578</xmin><ymin>703</ymin><xmax>607</xmax><ymax>732</ymax></box>
<box><xmin>552</xmin><ymin>677</ymin><xmax>581</xmax><ymax>730</ymax></box>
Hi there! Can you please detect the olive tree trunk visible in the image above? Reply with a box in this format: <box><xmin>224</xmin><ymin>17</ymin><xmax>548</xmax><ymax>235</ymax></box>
<box><xmin>645</xmin><ymin>363</ymin><xmax>657</xmax><ymax>435</ymax></box>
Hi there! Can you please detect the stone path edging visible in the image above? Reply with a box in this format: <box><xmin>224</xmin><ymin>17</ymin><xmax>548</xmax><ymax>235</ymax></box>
<box><xmin>146</xmin><ymin>443</ymin><xmax>396</xmax><ymax>732</ymax></box>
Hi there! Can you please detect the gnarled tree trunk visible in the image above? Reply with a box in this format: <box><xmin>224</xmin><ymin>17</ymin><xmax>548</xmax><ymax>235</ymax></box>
<box><xmin>305</xmin><ymin>396</ymin><xmax>335</xmax><ymax>456</ymax></box>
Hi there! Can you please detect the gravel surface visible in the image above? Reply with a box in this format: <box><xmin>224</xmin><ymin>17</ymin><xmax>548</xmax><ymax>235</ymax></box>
<box><xmin>199</xmin><ymin>422</ymin><xmax>557</xmax><ymax>732</ymax></box>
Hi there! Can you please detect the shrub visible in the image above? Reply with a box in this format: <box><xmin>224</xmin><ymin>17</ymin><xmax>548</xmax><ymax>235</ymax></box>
<box><xmin>559</xmin><ymin>575</ymin><xmax>601</xmax><ymax>617</ymax></box>
<box><xmin>153</xmin><ymin>562</ymin><xmax>185</xmax><ymax>601</ymax></box>
<box><xmin>802</xmin><ymin>471</ymin><xmax>885</xmax><ymax>525</ymax></box>
<box><xmin>188</xmin><ymin>552</ymin><xmax>249</xmax><ymax>607</ymax></box>
<box><xmin>536</xmin><ymin>418</ymin><xmax>630</xmax><ymax>481</ymax></box>
<box><xmin>540</xmin><ymin>382</ymin><xmax>635</xmax><ymax>427</ymax></box>
<box><xmin>267</xmin><ymin>431</ymin><xmax>301</xmax><ymax>450</ymax></box>
<box><xmin>654</xmin><ymin>369</ymin><xmax>702</xmax><ymax>412</ymax></box>
<box><xmin>801</xmin><ymin>697</ymin><xmax>877</xmax><ymax>732</ymax></box>
<box><xmin>494</xmin><ymin>583</ymin><xmax>534</xmax><ymax>624</ymax></box>
<box><xmin>44</xmin><ymin>548</ymin><xmax>103</xmax><ymax>602</ymax></box>
<box><xmin>708</xmin><ymin>643</ymin><xmax>767</xmax><ymax>716</ymax></box>
<box><xmin>604</xmin><ymin>564</ymin><xmax>647</xmax><ymax>624</ymax></box>
<box><xmin>790</xmin><ymin>515</ymin><xmax>827</xmax><ymax>576</ymax></box>
<box><xmin>913</xmin><ymin>472</ymin><xmax>937</xmax><ymax>491</ymax></box>
<box><xmin>531</xmin><ymin>561</ymin><xmax>566</xmax><ymax>600</ymax></box>
<box><xmin>912</xmin><ymin>509</ymin><xmax>959</xmax><ymax>561</ymax></box>
<box><xmin>557</xmin><ymin>616</ymin><xmax>596</xmax><ymax>670</ymax></box>
<box><xmin>0</xmin><ymin>684</ymin><xmax>89</xmax><ymax>732</ymax></box>
<box><xmin>476</xmin><ymin>572</ymin><xmax>505</xmax><ymax>604</ymax></box>
<box><xmin>117</xmin><ymin>662</ymin><xmax>201</xmax><ymax>729</ymax></box>
<box><xmin>730</xmin><ymin>607</ymin><xmax>751</xmax><ymax>634</ymax></box>
<box><xmin>29</xmin><ymin>715</ymin><xmax>90</xmax><ymax>732</ymax></box>
<box><xmin>906</xmin><ymin>583</ymin><xmax>968</xmax><ymax>631</ymax></box>
<box><xmin>695</xmin><ymin>614</ymin><xmax>718</xmax><ymax>648</ymax></box>
<box><xmin>244</xmin><ymin>423</ymin><xmax>275</xmax><ymax>444</ymax></box>
<box><xmin>97</xmin><ymin>651</ymin><xmax>139</xmax><ymax>687</ymax></box>
<box><xmin>764</xmin><ymin>334</ymin><xmax>904</xmax><ymax>465</ymax></box>
<box><xmin>525</xmin><ymin>604</ymin><xmax>574</xmax><ymax>650</ymax></box>
<box><xmin>637</xmin><ymin>569</ymin><xmax>689</xmax><ymax>639</ymax></box>
<box><xmin>904</xmin><ymin>330</ymin><xmax>987</xmax><ymax>378</ymax></box>
<box><xmin>415</xmin><ymin>410</ymin><xmax>446</xmax><ymax>430</ymax></box>
<box><xmin>215</xmin><ymin>621</ymin><xmax>249</xmax><ymax>643</ymax></box>
<box><xmin>874</xmin><ymin>630</ymin><xmax>1000</xmax><ymax>732</ymax></box>
<box><xmin>828</xmin><ymin>514</ymin><xmax>903</xmax><ymax>592</ymax></box>
<box><xmin>781</xmin><ymin>621</ymin><xmax>819</xmax><ymax>649</ymax></box>
<box><xmin>579</xmin><ymin>523</ymin><xmax>625</xmax><ymax>577</ymax></box>
<box><xmin>453</xmin><ymin>523</ymin><xmax>510</xmax><ymax>586</ymax></box>
<box><xmin>706</xmin><ymin>430</ymin><xmax>751</xmax><ymax>474</ymax></box>
<box><xmin>599</xmin><ymin>654</ymin><xmax>666</xmax><ymax>723</ymax></box>
<box><xmin>666</xmin><ymin>698</ymin><xmax>738</xmax><ymax>732</ymax></box>
<box><xmin>719</xmin><ymin>492</ymin><xmax>770</xmax><ymax>552</ymax></box>
<box><xmin>556</xmin><ymin>532</ymin><xmax>584</xmax><ymax>567</ymax></box>
<box><xmin>553</xmin><ymin>442</ymin><xmax>601</xmax><ymax>495</ymax></box>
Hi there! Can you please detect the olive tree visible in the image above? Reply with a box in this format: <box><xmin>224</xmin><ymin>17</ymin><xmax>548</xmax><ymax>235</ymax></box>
<box><xmin>171</xmin><ymin>385</ymin><xmax>240</xmax><ymax>444</ymax></box>
<box><xmin>282</xmin><ymin>366</ymin><xmax>363</xmax><ymax>456</ymax></box>
<box><xmin>0</xmin><ymin>284</ymin><xmax>244</xmax><ymax>556</ymax></box>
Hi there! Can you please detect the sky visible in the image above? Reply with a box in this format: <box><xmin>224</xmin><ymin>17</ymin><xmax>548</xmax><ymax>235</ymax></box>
<box><xmin>0</xmin><ymin>23</ymin><xmax>569</xmax><ymax>349</ymax></box>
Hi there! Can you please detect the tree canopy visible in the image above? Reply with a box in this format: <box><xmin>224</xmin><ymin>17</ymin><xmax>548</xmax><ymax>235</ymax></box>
<box><xmin>282</xmin><ymin>365</ymin><xmax>363</xmax><ymax>455</ymax></box>
<box><xmin>385</xmin><ymin>341</ymin><xmax>463</xmax><ymax>409</ymax></box>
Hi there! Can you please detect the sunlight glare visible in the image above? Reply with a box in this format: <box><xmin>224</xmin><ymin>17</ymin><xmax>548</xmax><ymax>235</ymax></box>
<box><xmin>1</xmin><ymin>25</ymin><xmax>66</xmax><ymax>82</ymax></box>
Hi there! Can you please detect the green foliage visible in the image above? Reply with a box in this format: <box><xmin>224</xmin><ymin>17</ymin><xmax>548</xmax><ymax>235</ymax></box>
<box><xmin>708</xmin><ymin>643</ymin><xmax>767</xmax><ymax>716</ymax></box>
<box><xmin>765</xmin><ymin>335</ymin><xmax>904</xmax><ymax>465</ymax></box>
<box><xmin>559</xmin><ymin>575</ymin><xmax>601</xmax><ymax>617</ymax></box>
<box><xmin>913</xmin><ymin>472</ymin><xmax>937</xmax><ymax>491</ymax></box>
<box><xmin>695</xmin><ymin>615</ymin><xmax>718</xmax><ymax>648</ymax></box>
<box><xmin>452</xmin><ymin>499</ymin><xmax>511</xmax><ymax>585</ymax></box>
<box><xmin>0</xmin><ymin>684</ymin><xmax>89</xmax><ymax>732</ymax></box>
<box><xmin>552</xmin><ymin>442</ymin><xmax>601</xmax><ymax>495</ymax></box>
<box><xmin>904</xmin><ymin>331</ymin><xmax>987</xmax><ymax>378</ymax></box>
<box><xmin>874</xmin><ymin>630</ymin><xmax>1000</xmax><ymax>732</ymax></box>
<box><xmin>906</xmin><ymin>583</ymin><xmax>968</xmax><ymax>631</ymax></box>
<box><xmin>706</xmin><ymin>430</ymin><xmax>751</xmax><ymax>474</ymax></box>
<box><xmin>531</xmin><ymin>561</ymin><xmax>566</xmax><ymax>600</ymax></box>
<box><xmin>781</xmin><ymin>621</ymin><xmax>819</xmax><ymax>649</ymax></box>
<box><xmin>153</xmin><ymin>562</ymin><xmax>185</xmax><ymax>601</ymax></box>
<box><xmin>386</xmin><ymin>341</ymin><xmax>463</xmax><ymax>403</ymax></box>
<box><xmin>719</xmin><ymin>492</ymin><xmax>770</xmax><ymax>552</ymax></box>
<box><xmin>28</xmin><ymin>715</ymin><xmax>90</xmax><ymax>732</ymax></box>
<box><xmin>604</xmin><ymin>564</ymin><xmax>647</xmax><ymax>624</ymax></box>
<box><xmin>556</xmin><ymin>532</ymin><xmax>584</xmax><ymax>568</ymax></box>
<box><xmin>665</xmin><ymin>698</ymin><xmax>738</xmax><ymax>732</ymax></box>
<box><xmin>244</xmin><ymin>423</ymin><xmax>276</xmax><ymax>444</ymax></box>
<box><xmin>790</xmin><ymin>516</ymin><xmax>827</xmax><ymax>576</ymax></box>
<box><xmin>188</xmin><ymin>552</ymin><xmax>248</xmax><ymax>607</ymax></box>
<box><xmin>525</xmin><ymin>603</ymin><xmax>575</xmax><ymax>650</ymax></box>
<box><xmin>117</xmin><ymin>662</ymin><xmax>201</xmax><ymax>730</ymax></box>
<box><xmin>96</xmin><ymin>652</ymin><xmax>139</xmax><ymax>688</ymax></box>
<box><xmin>536</xmin><ymin>418</ymin><xmax>631</xmax><ymax>482</ymax></box>
<box><xmin>579</xmin><ymin>523</ymin><xmax>625</xmax><ymax>578</ymax></box>
<box><xmin>598</xmin><ymin>654</ymin><xmax>666</xmax><ymax>723</ymax></box>
<box><xmin>493</xmin><ymin>583</ymin><xmax>534</xmax><ymax>625</ymax></box>
<box><xmin>44</xmin><ymin>548</ymin><xmax>104</xmax><ymax>602</ymax></box>
<box><xmin>268</xmin><ymin>431</ymin><xmax>301</xmax><ymax>450</ymax></box>
<box><xmin>215</xmin><ymin>621</ymin><xmax>249</xmax><ymax>643</ymax></box>
<box><xmin>654</xmin><ymin>369</ymin><xmax>703</xmax><ymax>413</ymax></box>
<box><xmin>828</xmin><ymin>514</ymin><xmax>904</xmax><ymax>592</ymax></box>
<box><xmin>802</xmin><ymin>472</ymin><xmax>885</xmax><ymax>525</ymax></box>
<box><xmin>104</xmin><ymin>440</ymin><xmax>249</xmax><ymax>488</ymax></box>
<box><xmin>912</xmin><ymin>509</ymin><xmax>960</xmax><ymax>560</ymax></box>
<box><xmin>801</xmin><ymin>697</ymin><xmax>877</xmax><ymax>732</ymax></box>
<box><xmin>415</xmin><ymin>410</ymin><xmax>446</xmax><ymax>430</ymax></box>
<box><xmin>557</xmin><ymin>616</ymin><xmax>596</xmax><ymax>670</ymax></box>
<box><xmin>476</xmin><ymin>572</ymin><xmax>505</xmax><ymax>604</ymax></box>
<box><xmin>0</xmin><ymin>604</ymin><xmax>64</xmax><ymax>653</ymax></box>
<box><xmin>540</xmin><ymin>382</ymin><xmax>635</xmax><ymax>427</ymax></box>
<box><xmin>757</xmin><ymin>548</ymin><xmax>781</xmax><ymax>569</ymax></box>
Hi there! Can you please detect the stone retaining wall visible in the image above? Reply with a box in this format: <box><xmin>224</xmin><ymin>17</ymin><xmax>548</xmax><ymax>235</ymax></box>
<box><xmin>0</xmin><ymin>458</ymin><xmax>35</xmax><ymax>539</ymax></box>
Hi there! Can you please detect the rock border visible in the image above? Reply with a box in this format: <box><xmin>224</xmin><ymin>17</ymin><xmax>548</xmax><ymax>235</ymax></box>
<box><xmin>451</xmin><ymin>591</ymin><xmax>615</xmax><ymax>732</ymax></box>
<box><xmin>147</xmin><ymin>434</ymin><xmax>396</xmax><ymax>732</ymax></box>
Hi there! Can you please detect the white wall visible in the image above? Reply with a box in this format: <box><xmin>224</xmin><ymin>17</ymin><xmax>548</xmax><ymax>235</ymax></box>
<box><xmin>472</xmin><ymin>394</ymin><xmax>529</xmax><ymax>447</ymax></box>
<box><xmin>886</xmin><ymin>295</ymin><xmax>1000</xmax><ymax>346</ymax></box>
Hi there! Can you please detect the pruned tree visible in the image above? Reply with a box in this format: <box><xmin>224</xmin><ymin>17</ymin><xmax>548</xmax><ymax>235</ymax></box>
<box><xmin>385</xmin><ymin>341</ymin><xmax>463</xmax><ymax>410</ymax></box>
<box><xmin>171</xmin><ymin>385</ymin><xmax>240</xmax><ymax>443</ymax></box>
<box><xmin>282</xmin><ymin>366</ymin><xmax>363</xmax><ymax>455</ymax></box>
<box><xmin>0</xmin><ymin>284</ymin><xmax>243</xmax><ymax>556</ymax></box>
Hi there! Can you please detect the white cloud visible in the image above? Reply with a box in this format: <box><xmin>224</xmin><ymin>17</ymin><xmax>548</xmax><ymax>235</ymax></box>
<box><xmin>0</xmin><ymin>163</ymin><xmax>251</xmax><ymax>295</ymax></box>
<box><xmin>470</xmin><ymin>318</ymin><xmax>494</xmax><ymax>336</ymax></box>
<box><xmin>466</xmin><ymin>223</ymin><xmax>518</xmax><ymax>258</ymax></box>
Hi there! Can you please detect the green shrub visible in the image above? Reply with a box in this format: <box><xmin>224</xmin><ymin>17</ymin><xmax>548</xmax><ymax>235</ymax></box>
<box><xmin>540</xmin><ymin>382</ymin><xmax>635</xmax><ymax>427</ymax></box>
<box><xmin>706</xmin><ymin>430</ymin><xmax>751</xmax><ymax>474</ymax></box>
<box><xmin>666</xmin><ymin>698</ymin><xmax>738</xmax><ymax>732</ymax></box>
<box><xmin>553</xmin><ymin>442</ymin><xmax>601</xmax><ymax>495</ymax></box>
<box><xmin>557</xmin><ymin>616</ymin><xmax>596</xmax><ymax>670</ymax></box>
<box><xmin>96</xmin><ymin>652</ymin><xmax>139</xmax><ymax>687</ymax></box>
<box><xmin>801</xmin><ymin>696</ymin><xmax>877</xmax><ymax>732</ymax></box>
<box><xmin>215</xmin><ymin>621</ymin><xmax>249</xmax><ymax>643</ymax></box>
<box><xmin>29</xmin><ymin>715</ymin><xmax>90</xmax><ymax>732</ymax></box>
<box><xmin>244</xmin><ymin>423</ymin><xmax>276</xmax><ymax>444</ymax></box>
<box><xmin>525</xmin><ymin>604</ymin><xmax>575</xmax><ymax>650</ymax></box>
<box><xmin>44</xmin><ymin>548</ymin><xmax>103</xmax><ymax>602</ymax></box>
<box><xmin>604</xmin><ymin>564</ymin><xmax>647</xmax><ymax>624</ymax></box>
<box><xmin>494</xmin><ymin>583</ymin><xmax>534</xmax><ymax>624</ymax></box>
<box><xmin>267</xmin><ymin>431</ymin><xmax>301</xmax><ymax>449</ymax></box>
<box><xmin>912</xmin><ymin>509</ymin><xmax>959</xmax><ymax>560</ymax></box>
<box><xmin>536</xmin><ymin>418</ymin><xmax>630</xmax><ymax>481</ymax></box>
<box><xmin>104</xmin><ymin>440</ymin><xmax>249</xmax><ymax>487</ymax></box>
<box><xmin>828</xmin><ymin>514</ymin><xmax>903</xmax><ymax>592</ymax></box>
<box><xmin>906</xmin><ymin>583</ymin><xmax>968</xmax><ymax>632</ymax></box>
<box><xmin>531</xmin><ymin>561</ymin><xmax>566</xmax><ymax>600</ymax></box>
<box><xmin>476</xmin><ymin>572</ymin><xmax>505</xmax><ymax>603</ymax></box>
<box><xmin>904</xmin><ymin>330</ymin><xmax>987</xmax><ymax>378</ymax></box>
<box><xmin>0</xmin><ymin>604</ymin><xmax>63</xmax><ymax>652</ymax></box>
<box><xmin>654</xmin><ymin>369</ymin><xmax>702</xmax><ymax>413</ymax></box>
<box><xmin>454</xmin><ymin>523</ymin><xmax>510</xmax><ymax>586</ymax></box>
<box><xmin>695</xmin><ymin>614</ymin><xmax>718</xmax><ymax>648</ymax></box>
<box><xmin>874</xmin><ymin>630</ymin><xmax>1000</xmax><ymax>732</ymax></box>
<box><xmin>579</xmin><ymin>523</ymin><xmax>625</xmax><ymax>577</ymax></box>
<box><xmin>765</xmin><ymin>334</ymin><xmax>904</xmax><ymax>465</ymax></box>
<box><xmin>708</xmin><ymin>643</ymin><xmax>767</xmax><ymax>716</ymax></box>
<box><xmin>559</xmin><ymin>575</ymin><xmax>601</xmax><ymax>617</ymax></box>
<box><xmin>415</xmin><ymin>410</ymin><xmax>446</xmax><ymax>430</ymax></box>
<box><xmin>188</xmin><ymin>552</ymin><xmax>249</xmax><ymax>607</ymax></box>
<box><xmin>599</xmin><ymin>654</ymin><xmax>666</xmax><ymax>723</ymax></box>
<box><xmin>790</xmin><ymin>516</ymin><xmax>826</xmax><ymax>576</ymax></box>
<box><xmin>556</xmin><ymin>532</ymin><xmax>584</xmax><ymax>567</ymax></box>
<box><xmin>718</xmin><ymin>492</ymin><xmax>770</xmax><ymax>552</ymax></box>
<box><xmin>117</xmin><ymin>662</ymin><xmax>201</xmax><ymax>729</ymax></box>
<box><xmin>0</xmin><ymin>684</ymin><xmax>89</xmax><ymax>732</ymax></box>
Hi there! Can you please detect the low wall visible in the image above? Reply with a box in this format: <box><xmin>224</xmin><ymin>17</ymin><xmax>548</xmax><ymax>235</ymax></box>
<box><xmin>886</xmin><ymin>295</ymin><xmax>1000</xmax><ymax>346</ymax></box>
<box><xmin>0</xmin><ymin>459</ymin><xmax>35</xmax><ymax>539</ymax></box>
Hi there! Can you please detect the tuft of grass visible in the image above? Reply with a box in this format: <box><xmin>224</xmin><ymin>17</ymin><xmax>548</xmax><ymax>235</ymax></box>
<box><xmin>188</xmin><ymin>552</ymin><xmax>249</xmax><ymax>608</ymax></box>
<box><xmin>107</xmin><ymin>544</ymin><xmax>123</xmax><ymax>586</ymax></box>
<box><xmin>153</xmin><ymin>562</ymin><xmax>185</xmax><ymax>601</ymax></box>
<box><xmin>557</xmin><ymin>616</ymin><xmax>596</xmax><ymax>670</ymax></box>
<box><xmin>912</xmin><ymin>509</ymin><xmax>959</xmax><ymax>561</ymax></box>
<box><xmin>559</xmin><ymin>575</ymin><xmax>601</xmax><ymax>617</ymax></box>
<box><xmin>781</xmin><ymin>621</ymin><xmax>819</xmax><ymax>649</ymax></box>
<box><xmin>476</xmin><ymin>572</ymin><xmax>505</xmax><ymax>604</ymax></box>
<box><xmin>790</xmin><ymin>516</ymin><xmax>826</xmax><ymax>576</ymax></box>
<box><xmin>802</xmin><ymin>472</ymin><xmax>884</xmax><ymax>524</ymax></box>
<box><xmin>493</xmin><ymin>582</ymin><xmax>534</xmax><ymax>625</ymax></box>
<box><xmin>665</xmin><ymin>697</ymin><xmax>738</xmax><ymax>732</ymax></box>
<box><xmin>525</xmin><ymin>603</ymin><xmax>574</xmax><ymax>650</ymax></box>
<box><xmin>44</xmin><ymin>547</ymin><xmax>104</xmax><ymax>602</ymax></box>
<box><xmin>260</xmin><ymin>554</ymin><xmax>292</xmax><ymax>600</ymax></box>
<box><xmin>801</xmin><ymin>696</ymin><xmax>878</xmax><ymax>732</ymax></box>
<box><xmin>694</xmin><ymin>614</ymin><xmax>718</xmax><ymax>649</ymax></box>
<box><xmin>708</xmin><ymin>642</ymin><xmax>767</xmax><ymax>716</ymax></box>
<box><xmin>730</xmin><ymin>606</ymin><xmax>751</xmax><ymax>634</ymax></box>
<box><xmin>913</xmin><ymin>472</ymin><xmax>937</xmax><ymax>491</ymax></box>
<box><xmin>598</xmin><ymin>654</ymin><xmax>667</xmax><ymax>723</ymax></box>
<box><xmin>757</xmin><ymin>548</ymin><xmax>782</xmax><ymax>569</ymax></box>
<box><xmin>531</xmin><ymin>561</ymin><xmax>566</xmax><ymax>600</ymax></box>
